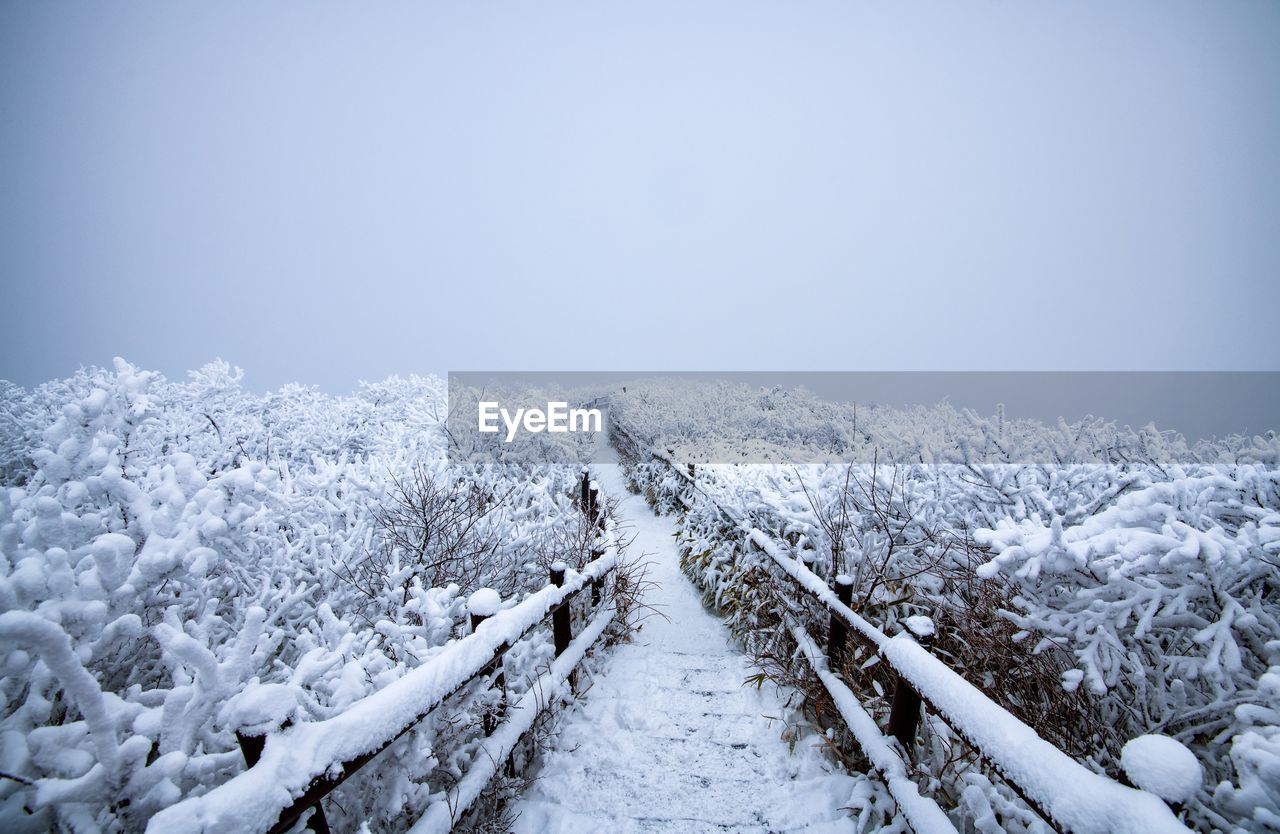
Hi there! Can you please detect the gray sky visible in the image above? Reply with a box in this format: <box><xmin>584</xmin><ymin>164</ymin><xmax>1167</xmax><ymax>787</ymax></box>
<box><xmin>2</xmin><ymin>1</ymin><xmax>1278</xmax><ymax>392</ymax></box>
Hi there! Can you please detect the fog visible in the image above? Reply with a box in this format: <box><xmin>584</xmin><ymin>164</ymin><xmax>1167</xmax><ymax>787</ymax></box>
<box><xmin>3</xmin><ymin>1</ymin><xmax>1278</xmax><ymax>391</ymax></box>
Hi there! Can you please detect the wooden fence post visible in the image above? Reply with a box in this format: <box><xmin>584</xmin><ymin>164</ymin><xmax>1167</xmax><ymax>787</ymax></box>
<box><xmin>549</xmin><ymin>564</ymin><xmax>573</xmax><ymax>656</ymax></box>
<box><xmin>886</xmin><ymin>616</ymin><xmax>935</xmax><ymax>756</ymax></box>
<box><xmin>580</xmin><ymin>467</ymin><xmax>603</xmax><ymax>529</ymax></box>
<box><xmin>590</xmin><ymin>548</ymin><xmax>603</xmax><ymax>606</ymax></box>
<box><xmin>827</xmin><ymin>575</ymin><xmax>854</xmax><ymax>667</ymax></box>
<box><xmin>468</xmin><ymin>588</ymin><xmax>506</xmax><ymax>736</ymax></box>
<box><xmin>236</xmin><ymin>727</ymin><xmax>330</xmax><ymax>834</ymax></box>
<box><xmin>550</xmin><ymin>563</ymin><xmax>576</xmax><ymax>691</ymax></box>
<box><xmin>235</xmin><ymin>730</ymin><xmax>265</xmax><ymax>769</ymax></box>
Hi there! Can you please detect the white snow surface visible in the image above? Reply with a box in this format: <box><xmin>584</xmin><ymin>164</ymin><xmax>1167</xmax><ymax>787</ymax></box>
<box><xmin>1121</xmin><ymin>735</ymin><xmax>1203</xmax><ymax>804</ymax></box>
<box><xmin>902</xmin><ymin>616</ymin><xmax>935</xmax><ymax>640</ymax></box>
<box><xmin>467</xmin><ymin>588</ymin><xmax>503</xmax><ymax>619</ymax></box>
<box><xmin>510</xmin><ymin>462</ymin><xmax>865</xmax><ymax>833</ymax></box>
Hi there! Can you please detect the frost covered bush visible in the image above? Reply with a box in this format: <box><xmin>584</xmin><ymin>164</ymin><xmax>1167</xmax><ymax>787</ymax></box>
<box><xmin>977</xmin><ymin>466</ymin><xmax>1280</xmax><ymax>830</ymax></box>
<box><xmin>0</xmin><ymin>360</ymin><xmax>610</xmax><ymax>833</ymax></box>
<box><xmin>611</xmin><ymin>378</ymin><xmax>1280</xmax><ymax>467</ymax></box>
<box><xmin>611</xmin><ymin>382</ymin><xmax>1280</xmax><ymax>832</ymax></box>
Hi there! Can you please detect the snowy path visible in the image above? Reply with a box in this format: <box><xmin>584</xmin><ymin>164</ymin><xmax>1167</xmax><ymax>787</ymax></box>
<box><xmin>509</xmin><ymin>461</ymin><xmax>860</xmax><ymax>833</ymax></box>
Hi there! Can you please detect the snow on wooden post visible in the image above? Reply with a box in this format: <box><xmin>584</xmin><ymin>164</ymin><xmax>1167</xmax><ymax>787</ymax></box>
<box><xmin>589</xmin><ymin>483</ymin><xmax>603</xmax><ymax>529</ymax></box>
<box><xmin>590</xmin><ymin>548</ymin><xmax>604</xmax><ymax>606</ymax></box>
<box><xmin>550</xmin><ymin>562</ymin><xmax>576</xmax><ymax>692</ymax></box>
<box><xmin>887</xmin><ymin>616</ymin><xmax>935</xmax><ymax>756</ymax></box>
<box><xmin>231</xmin><ymin>695</ymin><xmax>331</xmax><ymax>834</ymax></box>
<box><xmin>468</xmin><ymin>588</ymin><xmax>501</xmax><ymax>633</ymax></box>
<box><xmin>550</xmin><ymin>563</ymin><xmax>573</xmax><ymax>657</ymax></box>
<box><xmin>468</xmin><ymin>588</ymin><xmax>507</xmax><ymax>736</ymax></box>
<box><xmin>827</xmin><ymin>575</ymin><xmax>854</xmax><ymax>667</ymax></box>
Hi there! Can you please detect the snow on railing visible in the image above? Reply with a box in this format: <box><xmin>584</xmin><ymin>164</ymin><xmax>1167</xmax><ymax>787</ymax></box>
<box><xmin>792</xmin><ymin>627</ymin><xmax>958</xmax><ymax>834</ymax></box>
<box><xmin>149</xmin><ymin>476</ymin><xmax>617</xmax><ymax>834</ymax></box>
<box><xmin>617</xmin><ymin>420</ymin><xmax>1191</xmax><ymax>834</ymax></box>
<box><xmin>763</xmin><ymin>539</ymin><xmax>1186</xmax><ymax>834</ymax></box>
<box><xmin>410</xmin><ymin>594</ymin><xmax>617</xmax><ymax>834</ymax></box>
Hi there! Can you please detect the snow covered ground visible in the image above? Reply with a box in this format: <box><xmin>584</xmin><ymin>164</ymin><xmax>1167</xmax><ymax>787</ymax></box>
<box><xmin>510</xmin><ymin>459</ymin><xmax>867</xmax><ymax>833</ymax></box>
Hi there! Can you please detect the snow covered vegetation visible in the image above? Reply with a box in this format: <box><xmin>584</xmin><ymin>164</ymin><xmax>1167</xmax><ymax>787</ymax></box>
<box><xmin>4</xmin><ymin>365</ymin><xmax>1276</xmax><ymax>833</ymax></box>
<box><xmin>0</xmin><ymin>360</ymin><xmax>627</xmax><ymax>833</ymax></box>
<box><xmin>611</xmin><ymin>380</ymin><xmax>1280</xmax><ymax>833</ymax></box>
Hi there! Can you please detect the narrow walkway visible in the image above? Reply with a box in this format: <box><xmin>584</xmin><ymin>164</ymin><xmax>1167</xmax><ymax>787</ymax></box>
<box><xmin>510</xmin><ymin>461</ymin><xmax>860</xmax><ymax>833</ymax></box>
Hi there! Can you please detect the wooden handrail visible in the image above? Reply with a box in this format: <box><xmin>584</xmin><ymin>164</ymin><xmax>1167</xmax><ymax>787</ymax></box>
<box><xmin>614</xmin><ymin>417</ymin><xmax>1190</xmax><ymax>834</ymax></box>
<box><xmin>149</xmin><ymin>515</ymin><xmax>619</xmax><ymax>834</ymax></box>
<box><xmin>268</xmin><ymin>561</ymin><xmax>613</xmax><ymax>834</ymax></box>
<box><xmin>409</xmin><ymin>595</ymin><xmax>618</xmax><ymax>834</ymax></box>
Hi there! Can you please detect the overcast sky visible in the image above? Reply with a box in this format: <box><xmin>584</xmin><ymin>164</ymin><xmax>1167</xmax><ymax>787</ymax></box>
<box><xmin>2</xmin><ymin>1</ymin><xmax>1278</xmax><ymax>392</ymax></box>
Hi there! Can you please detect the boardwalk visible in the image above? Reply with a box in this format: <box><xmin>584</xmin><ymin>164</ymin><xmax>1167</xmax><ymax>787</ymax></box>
<box><xmin>510</xmin><ymin>461</ymin><xmax>861</xmax><ymax>833</ymax></box>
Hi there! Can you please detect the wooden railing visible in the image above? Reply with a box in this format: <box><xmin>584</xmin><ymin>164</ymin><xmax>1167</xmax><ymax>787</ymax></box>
<box><xmin>149</xmin><ymin>475</ymin><xmax>616</xmax><ymax>834</ymax></box>
<box><xmin>611</xmin><ymin>419</ymin><xmax>1192</xmax><ymax>834</ymax></box>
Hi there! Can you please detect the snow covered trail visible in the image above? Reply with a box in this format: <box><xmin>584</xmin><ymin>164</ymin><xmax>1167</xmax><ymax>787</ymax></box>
<box><xmin>509</xmin><ymin>459</ymin><xmax>862</xmax><ymax>833</ymax></box>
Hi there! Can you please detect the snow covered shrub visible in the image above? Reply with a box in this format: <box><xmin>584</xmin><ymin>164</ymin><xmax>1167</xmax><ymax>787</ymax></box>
<box><xmin>0</xmin><ymin>360</ymin><xmax>619</xmax><ymax>833</ymax></box>
<box><xmin>611</xmin><ymin>382</ymin><xmax>1280</xmax><ymax>832</ymax></box>
<box><xmin>337</xmin><ymin>462</ymin><xmax>521</xmax><ymax>616</ymax></box>
<box><xmin>0</xmin><ymin>381</ymin><xmax>40</xmax><ymax>485</ymax></box>
<box><xmin>977</xmin><ymin>465</ymin><xmax>1280</xmax><ymax>830</ymax></box>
